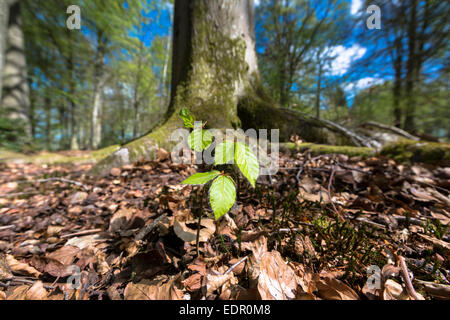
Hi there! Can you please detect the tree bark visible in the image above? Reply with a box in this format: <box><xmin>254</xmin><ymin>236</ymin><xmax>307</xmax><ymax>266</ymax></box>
<box><xmin>0</xmin><ymin>0</ymin><xmax>9</xmax><ymax>103</ymax></box>
<box><xmin>1</xmin><ymin>0</ymin><xmax>31</xmax><ymax>139</ymax></box>
<box><xmin>91</xmin><ymin>0</ymin><xmax>373</xmax><ymax>175</ymax></box>
<box><xmin>91</xmin><ymin>31</ymin><xmax>106</xmax><ymax>149</ymax></box>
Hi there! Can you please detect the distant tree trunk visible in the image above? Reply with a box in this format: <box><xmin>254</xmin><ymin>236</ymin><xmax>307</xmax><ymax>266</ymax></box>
<box><xmin>45</xmin><ymin>93</ymin><xmax>51</xmax><ymax>150</ymax></box>
<box><xmin>160</xmin><ymin>13</ymin><xmax>172</xmax><ymax>114</ymax></box>
<box><xmin>91</xmin><ymin>31</ymin><xmax>106</xmax><ymax>149</ymax></box>
<box><xmin>392</xmin><ymin>35</ymin><xmax>403</xmax><ymax>128</ymax></box>
<box><xmin>315</xmin><ymin>61</ymin><xmax>322</xmax><ymax>119</ymax></box>
<box><xmin>1</xmin><ymin>0</ymin><xmax>31</xmax><ymax>139</ymax></box>
<box><xmin>67</xmin><ymin>31</ymin><xmax>79</xmax><ymax>150</ymax></box>
<box><xmin>403</xmin><ymin>0</ymin><xmax>417</xmax><ymax>132</ymax></box>
<box><xmin>0</xmin><ymin>0</ymin><xmax>9</xmax><ymax>103</ymax></box>
<box><xmin>91</xmin><ymin>0</ymin><xmax>373</xmax><ymax>175</ymax></box>
<box><xmin>132</xmin><ymin>98</ymin><xmax>139</xmax><ymax>139</ymax></box>
<box><xmin>132</xmin><ymin>42</ymin><xmax>143</xmax><ymax>140</ymax></box>
<box><xmin>392</xmin><ymin>59</ymin><xmax>402</xmax><ymax>128</ymax></box>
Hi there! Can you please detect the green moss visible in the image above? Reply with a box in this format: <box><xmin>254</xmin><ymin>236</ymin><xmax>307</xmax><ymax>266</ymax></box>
<box><xmin>281</xmin><ymin>142</ymin><xmax>374</xmax><ymax>158</ymax></box>
<box><xmin>91</xmin><ymin>144</ymin><xmax>120</xmax><ymax>161</ymax></box>
<box><xmin>380</xmin><ymin>139</ymin><xmax>450</xmax><ymax>165</ymax></box>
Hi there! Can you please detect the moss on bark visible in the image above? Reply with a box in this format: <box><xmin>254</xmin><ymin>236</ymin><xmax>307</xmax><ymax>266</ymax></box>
<box><xmin>280</xmin><ymin>142</ymin><xmax>374</xmax><ymax>158</ymax></box>
<box><xmin>380</xmin><ymin>139</ymin><xmax>450</xmax><ymax>165</ymax></box>
<box><xmin>237</xmin><ymin>93</ymin><xmax>355</xmax><ymax>145</ymax></box>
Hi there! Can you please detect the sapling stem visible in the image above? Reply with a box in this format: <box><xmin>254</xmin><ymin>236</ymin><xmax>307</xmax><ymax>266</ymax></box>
<box><xmin>195</xmin><ymin>187</ymin><xmax>204</xmax><ymax>257</ymax></box>
<box><xmin>195</xmin><ymin>212</ymin><xmax>202</xmax><ymax>257</ymax></box>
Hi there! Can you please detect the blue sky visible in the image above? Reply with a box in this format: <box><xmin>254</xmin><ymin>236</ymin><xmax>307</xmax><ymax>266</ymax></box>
<box><xmin>145</xmin><ymin>0</ymin><xmax>389</xmax><ymax>100</ymax></box>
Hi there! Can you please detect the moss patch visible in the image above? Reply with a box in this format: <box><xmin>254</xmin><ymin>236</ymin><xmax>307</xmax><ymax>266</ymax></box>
<box><xmin>281</xmin><ymin>142</ymin><xmax>374</xmax><ymax>158</ymax></box>
<box><xmin>91</xmin><ymin>145</ymin><xmax>120</xmax><ymax>161</ymax></box>
<box><xmin>380</xmin><ymin>139</ymin><xmax>450</xmax><ymax>166</ymax></box>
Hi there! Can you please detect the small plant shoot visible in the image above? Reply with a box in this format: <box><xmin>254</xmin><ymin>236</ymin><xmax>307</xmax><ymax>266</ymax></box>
<box><xmin>179</xmin><ymin>108</ymin><xmax>260</xmax><ymax>220</ymax></box>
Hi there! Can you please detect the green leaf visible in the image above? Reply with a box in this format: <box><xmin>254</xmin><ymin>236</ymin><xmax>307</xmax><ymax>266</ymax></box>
<box><xmin>214</xmin><ymin>141</ymin><xmax>235</xmax><ymax>165</ymax></box>
<box><xmin>234</xmin><ymin>142</ymin><xmax>259</xmax><ymax>187</ymax></box>
<box><xmin>179</xmin><ymin>108</ymin><xmax>194</xmax><ymax>128</ymax></box>
<box><xmin>188</xmin><ymin>129</ymin><xmax>213</xmax><ymax>152</ymax></box>
<box><xmin>181</xmin><ymin>170</ymin><xmax>220</xmax><ymax>185</ymax></box>
<box><xmin>209</xmin><ymin>175</ymin><xmax>236</xmax><ymax>220</ymax></box>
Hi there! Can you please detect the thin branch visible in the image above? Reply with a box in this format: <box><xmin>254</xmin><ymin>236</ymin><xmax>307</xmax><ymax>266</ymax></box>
<box><xmin>224</xmin><ymin>256</ymin><xmax>248</xmax><ymax>275</ymax></box>
<box><xmin>61</xmin><ymin>228</ymin><xmax>103</xmax><ymax>239</ymax></box>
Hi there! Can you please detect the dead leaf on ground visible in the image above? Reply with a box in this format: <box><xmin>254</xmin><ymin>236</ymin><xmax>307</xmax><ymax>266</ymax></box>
<box><xmin>124</xmin><ymin>274</ymin><xmax>184</xmax><ymax>300</ymax></box>
<box><xmin>174</xmin><ymin>218</ymin><xmax>215</xmax><ymax>244</ymax></box>
<box><xmin>416</xmin><ymin>233</ymin><xmax>450</xmax><ymax>250</ymax></box>
<box><xmin>257</xmin><ymin>251</ymin><xmax>298</xmax><ymax>300</ymax></box>
<box><xmin>25</xmin><ymin>281</ymin><xmax>48</xmax><ymax>300</ymax></box>
<box><xmin>206</xmin><ymin>272</ymin><xmax>238</xmax><ymax>297</ymax></box>
<box><xmin>416</xmin><ymin>280</ymin><xmax>450</xmax><ymax>299</ymax></box>
<box><xmin>310</xmin><ymin>274</ymin><xmax>359</xmax><ymax>300</ymax></box>
<box><xmin>65</xmin><ymin>234</ymin><xmax>104</xmax><ymax>249</ymax></box>
<box><xmin>6</xmin><ymin>254</ymin><xmax>41</xmax><ymax>278</ymax></box>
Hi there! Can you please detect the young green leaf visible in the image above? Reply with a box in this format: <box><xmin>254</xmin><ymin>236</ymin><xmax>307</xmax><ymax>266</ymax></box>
<box><xmin>181</xmin><ymin>170</ymin><xmax>220</xmax><ymax>185</ymax></box>
<box><xmin>179</xmin><ymin>108</ymin><xmax>194</xmax><ymax>128</ymax></box>
<box><xmin>209</xmin><ymin>175</ymin><xmax>236</xmax><ymax>220</ymax></box>
<box><xmin>188</xmin><ymin>129</ymin><xmax>213</xmax><ymax>152</ymax></box>
<box><xmin>234</xmin><ymin>142</ymin><xmax>259</xmax><ymax>187</ymax></box>
<box><xmin>214</xmin><ymin>141</ymin><xmax>235</xmax><ymax>165</ymax></box>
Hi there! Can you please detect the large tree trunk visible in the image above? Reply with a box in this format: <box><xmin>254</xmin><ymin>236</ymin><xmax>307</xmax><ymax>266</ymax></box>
<box><xmin>1</xmin><ymin>0</ymin><xmax>31</xmax><ymax>139</ymax></box>
<box><xmin>91</xmin><ymin>0</ymin><xmax>371</xmax><ymax>175</ymax></box>
<box><xmin>0</xmin><ymin>0</ymin><xmax>9</xmax><ymax>103</ymax></box>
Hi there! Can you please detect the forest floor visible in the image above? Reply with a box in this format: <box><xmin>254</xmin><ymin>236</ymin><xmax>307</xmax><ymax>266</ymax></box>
<box><xmin>0</xmin><ymin>148</ymin><xmax>449</xmax><ymax>300</ymax></box>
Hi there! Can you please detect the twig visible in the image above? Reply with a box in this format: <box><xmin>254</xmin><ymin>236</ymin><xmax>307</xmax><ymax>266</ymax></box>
<box><xmin>34</xmin><ymin>177</ymin><xmax>90</xmax><ymax>191</ymax></box>
<box><xmin>61</xmin><ymin>228</ymin><xmax>103</xmax><ymax>239</ymax></box>
<box><xmin>295</xmin><ymin>155</ymin><xmax>324</xmax><ymax>184</ymax></box>
<box><xmin>224</xmin><ymin>256</ymin><xmax>248</xmax><ymax>275</ymax></box>
<box><xmin>398</xmin><ymin>256</ymin><xmax>422</xmax><ymax>300</ymax></box>
<box><xmin>1</xmin><ymin>277</ymin><xmax>55</xmax><ymax>290</ymax></box>
<box><xmin>336</xmin><ymin>162</ymin><xmax>370</xmax><ymax>174</ymax></box>
<box><xmin>0</xmin><ymin>225</ymin><xmax>15</xmax><ymax>231</ymax></box>
<box><xmin>0</xmin><ymin>191</ymin><xmax>39</xmax><ymax>198</ymax></box>
<box><xmin>355</xmin><ymin>217</ymin><xmax>386</xmax><ymax>230</ymax></box>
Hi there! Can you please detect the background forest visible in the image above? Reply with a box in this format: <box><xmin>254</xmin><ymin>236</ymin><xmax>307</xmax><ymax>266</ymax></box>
<box><xmin>0</xmin><ymin>0</ymin><xmax>448</xmax><ymax>152</ymax></box>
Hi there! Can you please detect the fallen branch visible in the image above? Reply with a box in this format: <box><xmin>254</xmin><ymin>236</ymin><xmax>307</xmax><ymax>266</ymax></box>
<box><xmin>360</xmin><ymin>121</ymin><xmax>420</xmax><ymax>141</ymax></box>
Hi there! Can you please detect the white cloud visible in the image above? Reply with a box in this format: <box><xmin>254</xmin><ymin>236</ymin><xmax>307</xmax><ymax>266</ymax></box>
<box><xmin>255</xmin><ymin>0</ymin><xmax>261</xmax><ymax>6</ymax></box>
<box><xmin>344</xmin><ymin>77</ymin><xmax>384</xmax><ymax>92</ymax></box>
<box><xmin>326</xmin><ymin>45</ymin><xmax>367</xmax><ymax>76</ymax></box>
<box><xmin>351</xmin><ymin>0</ymin><xmax>363</xmax><ymax>15</ymax></box>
